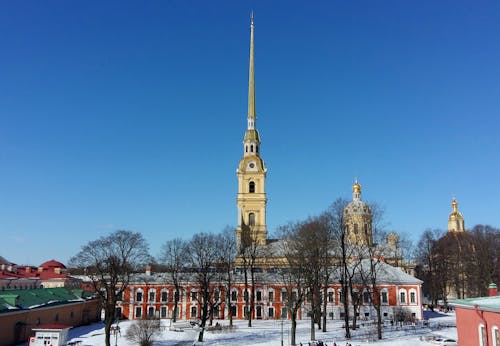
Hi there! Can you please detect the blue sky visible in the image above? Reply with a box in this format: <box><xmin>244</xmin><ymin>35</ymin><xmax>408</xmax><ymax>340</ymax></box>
<box><xmin>1</xmin><ymin>1</ymin><xmax>499</xmax><ymax>266</ymax></box>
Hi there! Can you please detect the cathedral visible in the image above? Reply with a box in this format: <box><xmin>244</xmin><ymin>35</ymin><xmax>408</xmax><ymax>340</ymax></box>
<box><xmin>118</xmin><ymin>15</ymin><xmax>423</xmax><ymax>323</ymax></box>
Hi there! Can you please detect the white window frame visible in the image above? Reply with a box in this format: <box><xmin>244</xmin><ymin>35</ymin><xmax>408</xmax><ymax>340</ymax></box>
<box><xmin>380</xmin><ymin>288</ymin><xmax>389</xmax><ymax>305</ymax></box>
<box><xmin>147</xmin><ymin>305</ymin><xmax>155</xmax><ymax>318</ymax></box>
<box><xmin>479</xmin><ymin>323</ymin><xmax>486</xmax><ymax>346</ymax></box>
<box><xmin>148</xmin><ymin>289</ymin><xmax>156</xmax><ymax>303</ymax></box>
<box><xmin>409</xmin><ymin>289</ymin><xmax>417</xmax><ymax>305</ymax></box>
<box><xmin>160</xmin><ymin>306</ymin><xmax>168</xmax><ymax>319</ymax></box>
<box><xmin>135</xmin><ymin>306</ymin><xmax>142</xmax><ymax>318</ymax></box>
<box><xmin>399</xmin><ymin>289</ymin><xmax>407</xmax><ymax>304</ymax></box>
<box><xmin>492</xmin><ymin>326</ymin><xmax>499</xmax><ymax>346</ymax></box>
<box><xmin>136</xmin><ymin>289</ymin><xmax>144</xmax><ymax>302</ymax></box>
<box><xmin>268</xmin><ymin>289</ymin><xmax>274</xmax><ymax>302</ymax></box>
<box><xmin>160</xmin><ymin>289</ymin><xmax>168</xmax><ymax>302</ymax></box>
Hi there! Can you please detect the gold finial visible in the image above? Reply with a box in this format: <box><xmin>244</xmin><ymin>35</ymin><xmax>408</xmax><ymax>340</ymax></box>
<box><xmin>452</xmin><ymin>197</ymin><xmax>458</xmax><ymax>212</ymax></box>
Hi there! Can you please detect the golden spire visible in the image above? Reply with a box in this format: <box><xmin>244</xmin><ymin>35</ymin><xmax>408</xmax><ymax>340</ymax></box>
<box><xmin>247</xmin><ymin>11</ymin><xmax>256</xmax><ymax>121</ymax></box>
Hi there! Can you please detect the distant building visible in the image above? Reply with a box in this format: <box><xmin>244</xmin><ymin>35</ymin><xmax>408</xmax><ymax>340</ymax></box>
<box><xmin>448</xmin><ymin>198</ymin><xmax>465</xmax><ymax>233</ymax></box>
<box><xmin>0</xmin><ymin>287</ymin><xmax>100</xmax><ymax>346</ymax></box>
<box><xmin>121</xmin><ymin>260</ymin><xmax>422</xmax><ymax>322</ymax></box>
<box><xmin>451</xmin><ymin>283</ymin><xmax>500</xmax><ymax>346</ymax></box>
<box><xmin>0</xmin><ymin>258</ymin><xmax>82</xmax><ymax>290</ymax></box>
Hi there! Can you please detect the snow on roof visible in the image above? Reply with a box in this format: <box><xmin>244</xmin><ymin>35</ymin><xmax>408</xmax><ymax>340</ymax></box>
<box><xmin>450</xmin><ymin>295</ymin><xmax>500</xmax><ymax>312</ymax></box>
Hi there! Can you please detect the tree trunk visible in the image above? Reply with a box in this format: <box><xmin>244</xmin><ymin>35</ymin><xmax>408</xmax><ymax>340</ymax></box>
<box><xmin>310</xmin><ymin>315</ymin><xmax>315</xmax><ymax>341</ymax></box>
<box><xmin>290</xmin><ymin>311</ymin><xmax>298</xmax><ymax>346</ymax></box>
<box><xmin>173</xmin><ymin>286</ymin><xmax>180</xmax><ymax>323</ymax></box>
<box><xmin>322</xmin><ymin>286</ymin><xmax>327</xmax><ymax>332</ymax></box>
<box><xmin>104</xmin><ymin>304</ymin><xmax>114</xmax><ymax>346</ymax></box>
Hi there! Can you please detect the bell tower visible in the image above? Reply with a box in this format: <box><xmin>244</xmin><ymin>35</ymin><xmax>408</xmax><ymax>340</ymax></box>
<box><xmin>448</xmin><ymin>197</ymin><xmax>465</xmax><ymax>232</ymax></box>
<box><xmin>236</xmin><ymin>13</ymin><xmax>268</xmax><ymax>249</ymax></box>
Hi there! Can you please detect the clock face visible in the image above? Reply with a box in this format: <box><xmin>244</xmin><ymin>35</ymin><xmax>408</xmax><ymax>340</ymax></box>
<box><xmin>248</xmin><ymin>162</ymin><xmax>255</xmax><ymax>169</ymax></box>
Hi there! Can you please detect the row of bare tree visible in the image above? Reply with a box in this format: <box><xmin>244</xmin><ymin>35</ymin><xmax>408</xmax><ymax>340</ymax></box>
<box><xmin>414</xmin><ymin>225</ymin><xmax>500</xmax><ymax>306</ymax></box>
<box><xmin>69</xmin><ymin>198</ymin><xmax>412</xmax><ymax>345</ymax></box>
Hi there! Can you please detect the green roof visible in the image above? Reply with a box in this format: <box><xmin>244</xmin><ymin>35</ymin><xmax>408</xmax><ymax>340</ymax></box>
<box><xmin>0</xmin><ymin>287</ymin><xmax>86</xmax><ymax>312</ymax></box>
<box><xmin>450</xmin><ymin>295</ymin><xmax>500</xmax><ymax>312</ymax></box>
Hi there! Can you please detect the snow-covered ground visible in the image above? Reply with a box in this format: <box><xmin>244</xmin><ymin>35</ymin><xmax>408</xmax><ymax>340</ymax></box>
<box><xmin>23</xmin><ymin>311</ymin><xmax>458</xmax><ymax>346</ymax></box>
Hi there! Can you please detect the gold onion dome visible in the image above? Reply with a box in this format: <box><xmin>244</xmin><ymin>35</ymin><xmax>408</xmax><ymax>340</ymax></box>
<box><xmin>353</xmin><ymin>181</ymin><xmax>361</xmax><ymax>192</ymax></box>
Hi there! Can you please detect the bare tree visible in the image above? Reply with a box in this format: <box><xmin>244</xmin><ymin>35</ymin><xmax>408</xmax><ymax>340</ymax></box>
<box><xmin>69</xmin><ymin>230</ymin><xmax>150</xmax><ymax>346</ymax></box>
<box><xmin>325</xmin><ymin>198</ymin><xmax>353</xmax><ymax>339</ymax></box>
<box><xmin>158</xmin><ymin>238</ymin><xmax>189</xmax><ymax>322</ymax></box>
<box><xmin>125</xmin><ymin>317</ymin><xmax>161</xmax><ymax>346</ymax></box>
<box><xmin>187</xmin><ymin>232</ymin><xmax>222</xmax><ymax>343</ymax></box>
<box><xmin>219</xmin><ymin>227</ymin><xmax>236</xmax><ymax>326</ymax></box>
<box><xmin>238</xmin><ymin>225</ymin><xmax>262</xmax><ymax>327</ymax></box>
<box><xmin>415</xmin><ymin>228</ymin><xmax>444</xmax><ymax>306</ymax></box>
<box><xmin>277</xmin><ymin>221</ymin><xmax>308</xmax><ymax>346</ymax></box>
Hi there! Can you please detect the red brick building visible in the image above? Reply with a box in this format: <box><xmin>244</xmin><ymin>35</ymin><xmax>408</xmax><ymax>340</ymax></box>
<box><xmin>119</xmin><ymin>260</ymin><xmax>422</xmax><ymax>323</ymax></box>
<box><xmin>451</xmin><ymin>283</ymin><xmax>500</xmax><ymax>346</ymax></box>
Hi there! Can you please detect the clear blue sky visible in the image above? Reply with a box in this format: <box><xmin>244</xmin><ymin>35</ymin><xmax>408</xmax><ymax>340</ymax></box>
<box><xmin>1</xmin><ymin>1</ymin><xmax>499</xmax><ymax>266</ymax></box>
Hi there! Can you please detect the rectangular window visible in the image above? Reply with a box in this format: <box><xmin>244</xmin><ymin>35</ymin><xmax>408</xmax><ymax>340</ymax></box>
<box><xmin>149</xmin><ymin>291</ymin><xmax>155</xmax><ymax>302</ymax></box>
<box><xmin>231</xmin><ymin>306</ymin><xmax>237</xmax><ymax>317</ymax></box>
<box><xmin>282</xmin><ymin>291</ymin><xmax>288</xmax><ymax>302</ymax></box>
<box><xmin>291</xmin><ymin>291</ymin><xmax>297</xmax><ymax>302</ymax></box>
<box><xmin>161</xmin><ymin>306</ymin><xmax>167</xmax><ymax>318</ymax></box>
<box><xmin>381</xmin><ymin>291</ymin><xmax>388</xmax><ymax>304</ymax></box>
<box><xmin>231</xmin><ymin>291</ymin><xmax>237</xmax><ymax>301</ymax></box>
<box><xmin>148</xmin><ymin>306</ymin><xmax>155</xmax><ymax>317</ymax></box>
<box><xmin>256</xmin><ymin>291</ymin><xmax>262</xmax><ymax>301</ymax></box>
<box><xmin>214</xmin><ymin>290</ymin><xmax>220</xmax><ymax>301</ymax></box>
<box><xmin>339</xmin><ymin>291</ymin><xmax>344</xmax><ymax>304</ymax></box>
<box><xmin>400</xmin><ymin>292</ymin><xmax>406</xmax><ymax>304</ymax></box>
<box><xmin>191</xmin><ymin>291</ymin><xmax>197</xmax><ymax>301</ymax></box>
<box><xmin>136</xmin><ymin>292</ymin><xmax>143</xmax><ymax>302</ymax></box>
<box><xmin>135</xmin><ymin>307</ymin><xmax>142</xmax><ymax>318</ymax></box>
<box><xmin>161</xmin><ymin>291</ymin><xmax>168</xmax><ymax>302</ymax></box>
<box><xmin>268</xmin><ymin>307</ymin><xmax>274</xmax><ymax>318</ymax></box>
<box><xmin>410</xmin><ymin>292</ymin><xmax>416</xmax><ymax>304</ymax></box>
<box><xmin>328</xmin><ymin>291</ymin><xmax>334</xmax><ymax>302</ymax></box>
<box><xmin>493</xmin><ymin>327</ymin><xmax>499</xmax><ymax>346</ymax></box>
<box><xmin>281</xmin><ymin>307</ymin><xmax>287</xmax><ymax>319</ymax></box>
<box><xmin>363</xmin><ymin>291</ymin><xmax>370</xmax><ymax>304</ymax></box>
<box><xmin>191</xmin><ymin>306</ymin><xmax>197</xmax><ymax>318</ymax></box>
<box><xmin>268</xmin><ymin>291</ymin><xmax>274</xmax><ymax>302</ymax></box>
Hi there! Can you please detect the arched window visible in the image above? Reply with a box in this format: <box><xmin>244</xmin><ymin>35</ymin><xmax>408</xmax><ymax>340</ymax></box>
<box><xmin>245</xmin><ymin>145</ymin><xmax>248</xmax><ymax>153</ymax></box>
<box><xmin>399</xmin><ymin>289</ymin><xmax>407</xmax><ymax>304</ymax></box>
<box><xmin>136</xmin><ymin>289</ymin><xmax>143</xmax><ymax>302</ymax></box>
<box><xmin>479</xmin><ymin>324</ymin><xmax>487</xmax><ymax>346</ymax></box>
<box><xmin>249</xmin><ymin>181</ymin><xmax>255</xmax><ymax>193</ymax></box>
<box><xmin>380</xmin><ymin>289</ymin><xmax>389</xmax><ymax>304</ymax></box>
<box><xmin>256</xmin><ymin>145</ymin><xmax>259</xmax><ymax>153</ymax></box>
<box><xmin>354</xmin><ymin>223</ymin><xmax>359</xmax><ymax>234</ymax></box>
<box><xmin>492</xmin><ymin>326</ymin><xmax>499</xmax><ymax>346</ymax></box>
<box><xmin>249</xmin><ymin>213</ymin><xmax>255</xmax><ymax>226</ymax></box>
<box><xmin>251</xmin><ymin>145</ymin><xmax>254</xmax><ymax>152</ymax></box>
<box><xmin>409</xmin><ymin>289</ymin><xmax>417</xmax><ymax>304</ymax></box>
<box><xmin>364</xmin><ymin>224</ymin><xmax>368</xmax><ymax>236</ymax></box>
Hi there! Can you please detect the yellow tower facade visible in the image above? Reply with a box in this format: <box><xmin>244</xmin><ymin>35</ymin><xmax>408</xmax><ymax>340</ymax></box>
<box><xmin>236</xmin><ymin>14</ymin><xmax>268</xmax><ymax>248</ymax></box>
<box><xmin>447</xmin><ymin>198</ymin><xmax>465</xmax><ymax>232</ymax></box>
<box><xmin>344</xmin><ymin>179</ymin><xmax>373</xmax><ymax>246</ymax></box>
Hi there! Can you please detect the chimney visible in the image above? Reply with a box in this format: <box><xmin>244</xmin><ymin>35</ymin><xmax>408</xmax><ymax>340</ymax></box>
<box><xmin>38</xmin><ymin>267</ymin><xmax>44</xmax><ymax>273</ymax></box>
<box><xmin>25</xmin><ymin>266</ymin><xmax>31</xmax><ymax>274</ymax></box>
<box><xmin>488</xmin><ymin>283</ymin><xmax>498</xmax><ymax>297</ymax></box>
<box><xmin>145</xmin><ymin>265</ymin><xmax>151</xmax><ymax>276</ymax></box>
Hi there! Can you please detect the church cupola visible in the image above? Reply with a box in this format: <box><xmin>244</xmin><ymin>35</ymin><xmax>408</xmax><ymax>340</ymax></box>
<box><xmin>344</xmin><ymin>178</ymin><xmax>373</xmax><ymax>246</ymax></box>
<box><xmin>448</xmin><ymin>197</ymin><xmax>465</xmax><ymax>232</ymax></box>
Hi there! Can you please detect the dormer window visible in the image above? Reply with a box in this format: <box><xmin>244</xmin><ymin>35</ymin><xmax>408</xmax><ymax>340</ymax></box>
<box><xmin>249</xmin><ymin>182</ymin><xmax>255</xmax><ymax>193</ymax></box>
